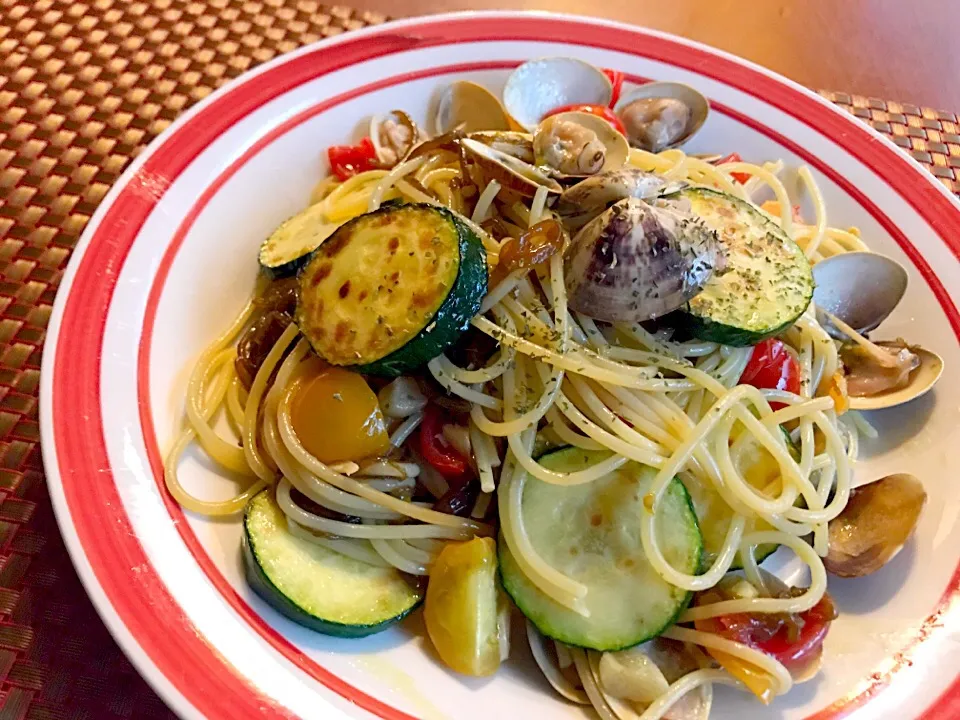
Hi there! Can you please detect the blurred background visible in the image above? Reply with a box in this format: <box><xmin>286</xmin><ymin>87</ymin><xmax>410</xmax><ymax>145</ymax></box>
<box><xmin>350</xmin><ymin>0</ymin><xmax>960</xmax><ymax>107</ymax></box>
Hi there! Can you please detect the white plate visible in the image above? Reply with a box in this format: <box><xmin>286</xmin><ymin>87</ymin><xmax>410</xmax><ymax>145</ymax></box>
<box><xmin>39</xmin><ymin>11</ymin><xmax>960</xmax><ymax>720</ymax></box>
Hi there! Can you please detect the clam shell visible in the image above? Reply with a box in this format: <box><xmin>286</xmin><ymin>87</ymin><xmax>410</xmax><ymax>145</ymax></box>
<box><xmin>460</xmin><ymin>137</ymin><xmax>562</xmax><ymax>198</ymax></box>
<box><xmin>565</xmin><ymin>197</ymin><xmax>722</xmax><ymax>323</ymax></box>
<box><xmin>533</xmin><ymin>111</ymin><xmax>629</xmax><ymax>177</ymax></box>
<box><xmin>502</xmin><ymin>57</ymin><xmax>612</xmax><ymax>130</ymax></box>
<box><xmin>434</xmin><ymin>81</ymin><xmax>511</xmax><ymax>135</ymax></box>
<box><xmin>555</xmin><ymin>168</ymin><xmax>686</xmax><ymax>233</ymax></box>
<box><xmin>467</xmin><ymin>130</ymin><xmax>535</xmax><ymax>164</ymax></box>
<box><xmin>812</xmin><ymin>251</ymin><xmax>908</xmax><ymax>335</ymax></box>
<box><xmin>614</xmin><ymin>82</ymin><xmax>709</xmax><ymax>151</ymax></box>
<box><xmin>847</xmin><ymin>345</ymin><xmax>943</xmax><ymax>410</ymax></box>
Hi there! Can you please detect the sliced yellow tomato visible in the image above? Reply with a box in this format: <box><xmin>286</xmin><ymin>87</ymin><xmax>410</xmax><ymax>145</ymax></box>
<box><xmin>424</xmin><ymin>537</ymin><xmax>500</xmax><ymax>677</ymax></box>
<box><xmin>291</xmin><ymin>365</ymin><xmax>389</xmax><ymax>463</ymax></box>
<box><xmin>705</xmin><ymin>648</ymin><xmax>778</xmax><ymax>704</ymax></box>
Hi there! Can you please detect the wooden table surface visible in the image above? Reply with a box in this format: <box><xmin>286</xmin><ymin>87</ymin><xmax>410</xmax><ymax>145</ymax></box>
<box><xmin>350</xmin><ymin>0</ymin><xmax>960</xmax><ymax>110</ymax></box>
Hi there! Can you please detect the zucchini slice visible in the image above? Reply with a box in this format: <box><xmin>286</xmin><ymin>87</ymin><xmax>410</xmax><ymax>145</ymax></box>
<box><xmin>499</xmin><ymin>448</ymin><xmax>702</xmax><ymax>651</ymax></box>
<box><xmin>297</xmin><ymin>203</ymin><xmax>487</xmax><ymax>377</ymax></box>
<box><xmin>243</xmin><ymin>490</ymin><xmax>422</xmax><ymax>638</ymax></box>
<box><xmin>259</xmin><ymin>202</ymin><xmax>334</xmax><ymax>278</ymax></box>
<box><xmin>678</xmin><ymin>188</ymin><xmax>814</xmax><ymax>346</ymax></box>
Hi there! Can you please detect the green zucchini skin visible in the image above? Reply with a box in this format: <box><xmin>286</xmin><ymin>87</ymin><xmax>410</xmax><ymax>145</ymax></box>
<box><xmin>678</xmin><ymin>187</ymin><xmax>814</xmax><ymax>347</ymax></box>
<box><xmin>243</xmin><ymin>490</ymin><xmax>422</xmax><ymax>638</ymax></box>
<box><xmin>295</xmin><ymin>203</ymin><xmax>487</xmax><ymax>378</ymax></box>
<box><xmin>259</xmin><ymin>203</ymin><xmax>331</xmax><ymax>279</ymax></box>
<box><xmin>498</xmin><ymin>447</ymin><xmax>702</xmax><ymax>651</ymax></box>
<box><xmin>359</xmin><ymin>213</ymin><xmax>488</xmax><ymax>377</ymax></box>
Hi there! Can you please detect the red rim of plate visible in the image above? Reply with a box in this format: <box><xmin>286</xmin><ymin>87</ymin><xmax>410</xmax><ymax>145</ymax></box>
<box><xmin>44</xmin><ymin>12</ymin><xmax>960</xmax><ymax>720</ymax></box>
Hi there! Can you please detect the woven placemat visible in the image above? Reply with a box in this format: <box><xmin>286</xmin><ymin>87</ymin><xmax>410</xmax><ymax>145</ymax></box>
<box><xmin>0</xmin><ymin>3</ymin><xmax>957</xmax><ymax>718</ymax></box>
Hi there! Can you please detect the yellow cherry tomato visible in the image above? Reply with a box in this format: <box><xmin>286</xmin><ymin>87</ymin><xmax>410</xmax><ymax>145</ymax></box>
<box><xmin>291</xmin><ymin>365</ymin><xmax>389</xmax><ymax>463</ymax></box>
<box><xmin>425</xmin><ymin>537</ymin><xmax>500</xmax><ymax>677</ymax></box>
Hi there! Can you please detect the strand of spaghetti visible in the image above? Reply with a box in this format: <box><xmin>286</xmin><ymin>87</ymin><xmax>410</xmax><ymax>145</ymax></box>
<box><xmin>183</xmin><ymin>346</ymin><xmax>253</xmax><ymax>474</ymax></box>
<box><xmin>681</xmin><ymin>531</ymin><xmax>828</xmax><ymax>621</ymax></box>
<box><xmin>640</xmin><ymin>386</ymin><xmax>776</xmax><ymax>590</ymax></box>
<box><xmin>262</xmin><ymin>408</ymin><xmax>399</xmax><ymax>519</ymax></box>
<box><xmin>241</xmin><ymin>323</ymin><xmax>299</xmax><ymax>480</ymax></box>
<box><xmin>599</xmin><ymin>345</ymin><xmax>726</xmax><ymax>396</ymax></box>
<box><xmin>723</xmin><ymin>161</ymin><xmax>795</xmax><ymax>236</ymax></box>
<box><xmin>322</xmin><ymin>169</ymin><xmax>388</xmax><ymax>208</ymax></box>
<box><xmin>714</xmin><ymin>416</ymin><xmax>810</xmax><ymax>521</ymax></box>
<box><xmin>545</xmin><ymin>406</ymin><xmax>607</xmax><ymax>450</ymax></box>
<box><xmin>437</xmin><ymin>347</ymin><xmax>515</xmax><ymax>384</ymax></box>
<box><xmin>569</xmin><ymin>648</ymin><xmax>620</xmax><ymax>720</ymax></box>
<box><xmin>525</xmin><ymin>623</ymin><xmax>589</xmax><ymax>704</ymax></box>
<box><xmin>395</xmin><ymin>178</ymin><xmax>442</xmax><ymax>206</ymax></box>
<box><xmin>633</xmin><ymin>669</ymin><xmax>739</xmax><ymax>720</ymax></box>
<box><xmin>590</xmin><ymin>382</ymin><xmax>679</xmax><ymax>449</ymax></box>
<box><xmin>498</xmin><ymin>433</ymin><xmax>590</xmax><ymax>613</ymax></box>
<box><xmin>781</xmin><ymin>410</ymin><xmax>852</xmax><ymax>523</ymax></box>
<box><xmin>428</xmin><ymin>356</ymin><xmax>501</xmax><ymax>409</ymax></box>
<box><xmin>472</xmin><ymin>316</ymin><xmax>696</xmax><ymax>391</ymax></box>
<box><xmin>164</xmin><ymin>426</ymin><xmax>266</xmax><ymax>516</ymax></box>
<box><xmin>568</xmin><ymin>376</ymin><xmax>667</xmax><ymax>455</ymax></box>
<box><xmin>798</xmin><ymin>166</ymin><xmax>828</xmax><ymax>258</ymax></box>
<box><xmin>277</xmin><ymin>383</ymin><xmax>489</xmax><ymax>533</ymax></box>
<box><xmin>661</xmin><ymin>626</ymin><xmax>793</xmax><ymax>696</ymax></box>
<box><xmin>225</xmin><ymin>375</ymin><xmax>246</xmax><ymax>434</ymax></box>
<box><xmin>469</xmin><ymin>361</ymin><xmax>563</xmax><ymax>436</ymax></box>
<box><xmin>276</xmin><ymin>479</ymin><xmax>469</xmax><ymax>540</ymax></box>
<box><xmin>286</xmin><ymin>522</ymin><xmax>391</xmax><ymax>567</ymax></box>
<box><xmin>480</xmin><ymin>269</ymin><xmax>528</xmax><ymax>314</ymax></box>
<box><xmin>420</xmin><ymin>167</ymin><xmax>459</xmax><ymax>188</ymax></box>
<box><xmin>368</xmin><ymin>156</ymin><xmax>428</xmax><ymax>212</ymax></box>
<box><xmin>470</xmin><ymin>417</ymin><xmax>499</xmax><ymax>493</ymax></box>
<box><xmin>370</xmin><ymin>538</ymin><xmax>430</xmax><ymax>575</ymax></box>
<box><xmin>472</xmin><ymin>179</ymin><xmax>502</xmax><ymax>223</ymax></box>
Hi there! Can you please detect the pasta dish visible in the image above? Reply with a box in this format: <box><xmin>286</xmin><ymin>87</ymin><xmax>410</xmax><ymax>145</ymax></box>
<box><xmin>164</xmin><ymin>58</ymin><xmax>937</xmax><ymax>719</ymax></box>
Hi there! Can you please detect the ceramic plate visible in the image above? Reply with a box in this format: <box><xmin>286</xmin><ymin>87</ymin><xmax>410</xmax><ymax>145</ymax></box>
<box><xmin>39</xmin><ymin>11</ymin><xmax>960</xmax><ymax>720</ymax></box>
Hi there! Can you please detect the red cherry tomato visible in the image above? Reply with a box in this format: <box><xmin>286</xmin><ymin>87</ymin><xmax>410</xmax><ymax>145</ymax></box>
<box><xmin>543</xmin><ymin>104</ymin><xmax>627</xmax><ymax>136</ymax></box>
<box><xmin>715</xmin><ymin>152</ymin><xmax>753</xmax><ymax>184</ymax></box>
<box><xmin>601</xmin><ymin>68</ymin><xmax>624</xmax><ymax>107</ymax></box>
<box><xmin>739</xmin><ymin>338</ymin><xmax>801</xmax><ymax>410</ymax></box>
<box><xmin>327</xmin><ymin>137</ymin><xmax>379</xmax><ymax>181</ymax></box>
<box><xmin>712</xmin><ymin>592</ymin><xmax>837</xmax><ymax>670</ymax></box>
<box><xmin>418</xmin><ymin>404</ymin><xmax>469</xmax><ymax>479</ymax></box>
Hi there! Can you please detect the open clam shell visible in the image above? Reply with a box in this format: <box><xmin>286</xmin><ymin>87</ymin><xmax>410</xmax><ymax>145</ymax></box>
<box><xmin>533</xmin><ymin>111</ymin><xmax>629</xmax><ymax>178</ymax></box>
<box><xmin>812</xmin><ymin>251</ymin><xmax>908</xmax><ymax>336</ymax></box>
<box><xmin>369</xmin><ymin>110</ymin><xmax>420</xmax><ymax>165</ymax></box>
<box><xmin>467</xmin><ymin>130</ymin><xmax>535</xmax><ymax>164</ymax></box>
<box><xmin>502</xmin><ymin>57</ymin><xmax>612</xmax><ymax>130</ymax></box>
<box><xmin>434</xmin><ymin>80</ymin><xmax>512</xmax><ymax>135</ymax></box>
<box><xmin>614</xmin><ymin>82</ymin><xmax>709</xmax><ymax>152</ymax></box>
<box><xmin>460</xmin><ymin>137</ymin><xmax>563</xmax><ymax>198</ymax></box>
<box><xmin>555</xmin><ymin>167</ymin><xmax>686</xmax><ymax>233</ymax></box>
<box><xmin>847</xmin><ymin>343</ymin><xmax>943</xmax><ymax>410</ymax></box>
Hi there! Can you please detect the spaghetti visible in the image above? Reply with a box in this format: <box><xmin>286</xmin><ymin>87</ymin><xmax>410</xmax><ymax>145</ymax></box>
<box><xmin>164</xmin><ymin>91</ymin><xmax>892</xmax><ymax>719</ymax></box>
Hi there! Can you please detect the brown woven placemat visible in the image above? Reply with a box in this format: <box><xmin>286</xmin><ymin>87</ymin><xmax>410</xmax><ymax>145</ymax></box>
<box><xmin>0</xmin><ymin>3</ymin><xmax>957</xmax><ymax>718</ymax></box>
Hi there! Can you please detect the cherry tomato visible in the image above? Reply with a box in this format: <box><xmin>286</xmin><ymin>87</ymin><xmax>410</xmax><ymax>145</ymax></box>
<box><xmin>739</xmin><ymin>339</ymin><xmax>801</xmax><ymax>410</ymax></box>
<box><xmin>419</xmin><ymin>404</ymin><xmax>470</xmax><ymax>479</ymax></box>
<box><xmin>327</xmin><ymin>137</ymin><xmax>379</xmax><ymax>181</ymax></box>
<box><xmin>709</xmin><ymin>592</ymin><xmax>837</xmax><ymax>670</ymax></box>
<box><xmin>291</xmin><ymin>363</ymin><xmax>390</xmax><ymax>463</ymax></box>
<box><xmin>543</xmin><ymin>104</ymin><xmax>627</xmax><ymax>136</ymax></box>
<box><xmin>601</xmin><ymin>68</ymin><xmax>625</xmax><ymax>106</ymax></box>
<box><xmin>715</xmin><ymin>152</ymin><xmax>752</xmax><ymax>184</ymax></box>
